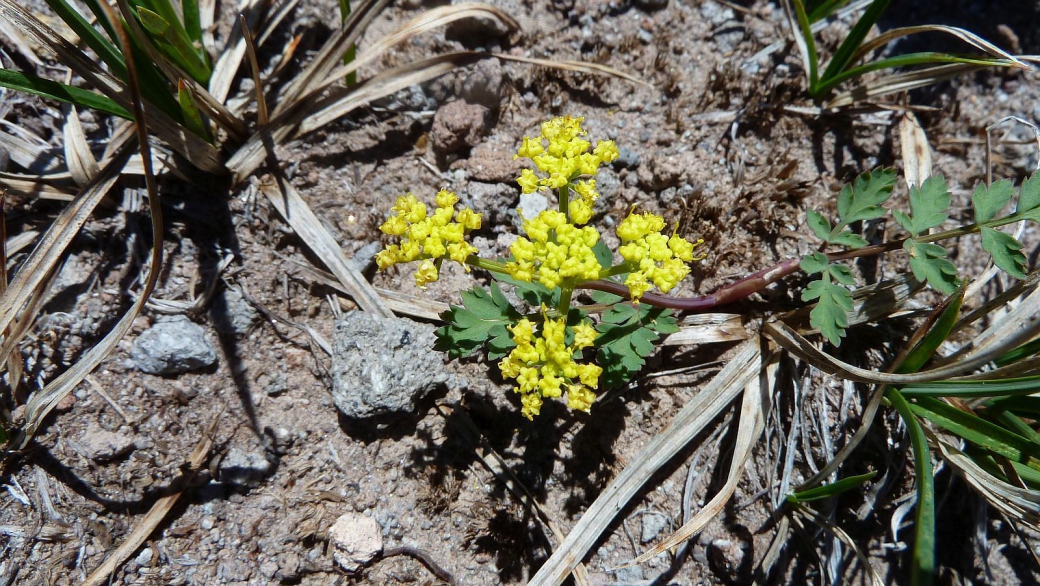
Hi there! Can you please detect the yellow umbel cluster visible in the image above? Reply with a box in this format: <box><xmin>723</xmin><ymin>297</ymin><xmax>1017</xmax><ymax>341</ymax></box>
<box><xmin>505</xmin><ymin>210</ymin><xmax>602</xmax><ymax>290</ymax></box>
<box><xmin>617</xmin><ymin>210</ymin><xmax>705</xmax><ymax>302</ymax></box>
<box><xmin>515</xmin><ymin>116</ymin><xmax>619</xmax><ymax>209</ymax></box>
<box><xmin>375</xmin><ymin>190</ymin><xmax>482</xmax><ymax>288</ymax></box>
<box><xmin>499</xmin><ymin>314</ymin><xmax>602</xmax><ymax>419</ymax></box>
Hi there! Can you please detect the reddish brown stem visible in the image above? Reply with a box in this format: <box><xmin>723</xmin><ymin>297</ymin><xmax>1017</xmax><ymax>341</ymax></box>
<box><xmin>577</xmin><ymin>238</ymin><xmax>907</xmax><ymax>312</ymax></box>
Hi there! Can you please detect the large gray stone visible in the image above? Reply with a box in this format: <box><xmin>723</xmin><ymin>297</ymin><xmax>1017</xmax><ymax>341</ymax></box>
<box><xmin>131</xmin><ymin>315</ymin><xmax>217</xmax><ymax>375</ymax></box>
<box><xmin>331</xmin><ymin>311</ymin><xmax>448</xmax><ymax>418</ymax></box>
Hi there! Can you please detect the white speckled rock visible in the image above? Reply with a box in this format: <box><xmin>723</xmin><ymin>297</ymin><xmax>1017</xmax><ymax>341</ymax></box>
<box><xmin>329</xmin><ymin>513</ymin><xmax>383</xmax><ymax>572</ymax></box>
<box><xmin>330</xmin><ymin>311</ymin><xmax>449</xmax><ymax>418</ymax></box>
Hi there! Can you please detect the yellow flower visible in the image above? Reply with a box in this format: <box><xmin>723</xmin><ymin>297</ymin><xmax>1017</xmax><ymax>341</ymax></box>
<box><xmin>376</xmin><ymin>189</ymin><xmax>484</xmax><ymax>286</ymax></box>
<box><xmin>506</xmin><ymin>210</ymin><xmax>602</xmax><ymax>290</ymax></box>
<box><xmin>500</xmin><ymin>312</ymin><xmax>601</xmax><ymax>419</ymax></box>
<box><xmin>514</xmin><ymin>116</ymin><xmax>618</xmax><ymax>203</ymax></box>
<box><xmin>616</xmin><ymin>209</ymin><xmax>704</xmax><ymax>302</ymax></box>
<box><xmin>414</xmin><ymin>259</ymin><xmax>438</xmax><ymax>288</ymax></box>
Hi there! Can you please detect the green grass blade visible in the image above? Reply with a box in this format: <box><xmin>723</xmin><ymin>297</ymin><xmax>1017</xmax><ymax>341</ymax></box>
<box><xmin>887</xmin><ymin>389</ymin><xmax>935</xmax><ymax>586</ymax></box>
<box><xmin>895</xmin><ymin>285</ymin><xmax>964</xmax><ymax>374</ymax></box>
<box><xmin>910</xmin><ymin>396</ymin><xmax>1040</xmax><ymax>469</ymax></box>
<box><xmin>177</xmin><ymin>78</ymin><xmax>210</xmax><ymax>141</ymax></box>
<box><xmin>0</xmin><ymin>69</ymin><xmax>132</xmax><ymax>119</ymax></box>
<box><xmin>807</xmin><ymin>0</ymin><xmax>851</xmax><ymax>22</ymax></box>
<box><xmin>815</xmin><ymin>52</ymin><xmax>1018</xmax><ymax>97</ymax></box>
<box><xmin>44</xmin><ymin>0</ymin><xmax>127</xmax><ymax>79</ymax></box>
<box><xmin>77</xmin><ymin>0</ymin><xmax>121</xmax><ymax>46</ymax></box>
<box><xmin>818</xmin><ymin>0</ymin><xmax>892</xmax><ymax>89</ymax></box>
<box><xmin>133</xmin><ymin>5</ymin><xmax>212</xmax><ymax>84</ymax></box>
<box><xmin>791</xmin><ymin>0</ymin><xmax>820</xmax><ymax>90</ymax></box>
<box><xmin>899</xmin><ymin>376</ymin><xmax>1040</xmax><ymax>398</ymax></box>
<box><xmin>786</xmin><ymin>471</ymin><xmax>877</xmax><ymax>503</ymax></box>
<box><xmin>338</xmin><ymin>0</ymin><xmax>357</xmax><ymax>86</ymax></box>
<box><xmin>181</xmin><ymin>0</ymin><xmax>202</xmax><ymax>45</ymax></box>
<box><xmin>995</xmin><ymin>337</ymin><xmax>1040</xmax><ymax>367</ymax></box>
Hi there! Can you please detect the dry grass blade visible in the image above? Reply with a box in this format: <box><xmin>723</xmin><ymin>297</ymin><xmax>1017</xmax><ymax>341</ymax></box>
<box><xmin>763</xmin><ymin>319</ymin><xmax>1039</xmax><ymax>385</ymax></box>
<box><xmin>275</xmin><ymin>0</ymin><xmax>390</xmax><ymax>108</ymax></box>
<box><xmin>257</xmin><ymin>174</ymin><xmax>393</xmax><ymax>317</ymax></box>
<box><xmin>0</xmin><ymin>143</ymin><xmax>132</xmax><ymax>341</ymax></box>
<box><xmin>208</xmin><ymin>0</ymin><xmax>268</xmax><ymax>104</ymax></box>
<box><xmin>0</xmin><ymin>130</ymin><xmax>62</xmax><ymax>174</ymax></box>
<box><xmin>495</xmin><ymin>54</ymin><xmax>647</xmax><ymax>87</ymax></box>
<box><xmin>0</xmin><ymin>175</ymin><xmax>75</xmax><ymax>200</ymax></box>
<box><xmin>943</xmin><ymin>271</ymin><xmax>1040</xmax><ymax>367</ymax></box>
<box><xmin>287</xmin><ymin>4</ymin><xmax>521</xmax><ymax>111</ymax></box>
<box><xmin>932</xmin><ymin>432</ymin><xmax>1040</xmax><ymax>530</ymax></box>
<box><xmin>661</xmin><ymin>313</ymin><xmax>747</xmax><ymax>346</ymax></box>
<box><xmin>528</xmin><ymin>338</ymin><xmax>768</xmax><ymax>585</ymax></box>
<box><xmin>289</xmin><ymin>260</ymin><xmax>448</xmax><ymax>320</ymax></box>
<box><xmin>624</xmin><ymin>356</ymin><xmax>775</xmax><ymax>566</ymax></box>
<box><xmin>437</xmin><ymin>404</ymin><xmax>591</xmax><ymax>586</ymax></box>
<box><xmin>228</xmin><ymin>52</ymin><xmax>484</xmax><ymax>182</ymax></box>
<box><xmin>0</xmin><ymin>0</ymin><xmax>225</xmax><ymax>173</ymax></box>
<box><xmin>824</xmin><ymin>63</ymin><xmax>985</xmax><ymax>109</ymax></box>
<box><xmin>62</xmin><ymin>105</ymin><xmax>100</xmax><ymax>187</ymax></box>
<box><xmin>791</xmin><ymin>504</ymin><xmax>884</xmax><ymax>586</ymax></box>
<box><xmin>900</xmin><ymin>110</ymin><xmax>931</xmax><ymax>188</ymax></box>
<box><xmin>850</xmin><ymin>25</ymin><xmax>1029</xmax><ymax>69</ymax></box>
<box><xmin>81</xmin><ymin>412</ymin><xmax>220</xmax><ymax>586</ymax></box>
<box><xmin>20</xmin><ymin>0</ymin><xmax>167</xmax><ymax>447</ymax></box>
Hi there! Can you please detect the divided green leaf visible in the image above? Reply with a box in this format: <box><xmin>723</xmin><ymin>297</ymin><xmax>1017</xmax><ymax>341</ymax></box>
<box><xmin>972</xmin><ymin>179</ymin><xmax>1015</xmax><ymax>224</ymax></box>
<box><xmin>493</xmin><ymin>267</ymin><xmax>556</xmax><ymax>307</ymax></box>
<box><xmin>829</xmin><ymin>230</ymin><xmax>868</xmax><ymax>249</ymax></box>
<box><xmin>800</xmin><ymin>252</ymin><xmax>830</xmax><ymax>275</ymax></box>
<box><xmin>1016</xmin><ymin>173</ymin><xmax>1040</xmax><ymax>220</ymax></box>
<box><xmin>807</xmin><ymin>209</ymin><xmax>832</xmax><ymax>241</ymax></box>
<box><xmin>827</xmin><ymin>262</ymin><xmax>856</xmax><ymax>286</ymax></box>
<box><xmin>895</xmin><ymin>175</ymin><xmax>951</xmax><ymax>236</ymax></box>
<box><xmin>905</xmin><ymin>240</ymin><xmax>959</xmax><ymax>295</ymax></box>
<box><xmin>435</xmin><ymin>283</ymin><xmax>521</xmax><ymax>359</ymax></box>
<box><xmin>595</xmin><ymin>304</ymin><xmax>678</xmax><ymax>388</ymax></box>
<box><xmin>801</xmin><ymin>278</ymin><xmax>853</xmax><ymax>346</ymax></box>
<box><xmin>592</xmin><ymin>239</ymin><xmax>614</xmax><ymax>269</ymax></box>
<box><xmin>980</xmin><ymin>226</ymin><xmax>1027</xmax><ymax>280</ymax></box>
<box><xmin>836</xmin><ymin>168</ymin><xmax>896</xmax><ymax>224</ymax></box>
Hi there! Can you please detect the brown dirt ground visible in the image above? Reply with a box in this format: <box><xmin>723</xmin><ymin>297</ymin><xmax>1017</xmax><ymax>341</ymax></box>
<box><xmin>3</xmin><ymin>0</ymin><xmax>1040</xmax><ymax>584</ymax></box>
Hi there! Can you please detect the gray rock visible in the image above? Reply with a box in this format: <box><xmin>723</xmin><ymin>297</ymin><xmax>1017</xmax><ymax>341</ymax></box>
<box><xmin>466</xmin><ymin>181</ymin><xmax>517</xmax><ymax>225</ymax></box>
<box><xmin>211</xmin><ymin>287</ymin><xmax>259</xmax><ymax>335</ymax></box>
<box><xmin>701</xmin><ymin>0</ymin><xmax>735</xmax><ymax>25</ymax></box>
<box><xmin>459</xmin><ymin>59</ymin><xmax>504</xmax><ymax>111</ymax></box>
<box><xmin>131</xmin><ymin>316</ymin><xmax>217</xmax><ymax>374</ymax></box>
<box><xmin>219</xmin><ymin>448</ymin><xmax>272</xmax><ymax>487</ymax></box>
<box><xmin>614</xmin><ymin>146</ymin><xmax>641</xmax><ymax>170</ymax></box>
<box><xmin>331</xmin><ymin>311</ymin><xmax>448</xmax><ymax>418</ymax></box>
<box><xmin>80</xmin><ymin>421</ymin><xmax>134</xmax><ymax>462</ymax></box>
<box><xmin>514</xmin><ymin>191</ymin><xmax>549</xmax><ymax>230</ymax></box>
<box><xmin>640</xmin><ymin>512</ymin><xmax>669</xmax><ymax>543</ymax></box>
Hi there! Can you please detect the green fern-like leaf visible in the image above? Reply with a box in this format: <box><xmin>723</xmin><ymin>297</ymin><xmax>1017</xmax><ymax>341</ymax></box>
<box><xmin>836</xmin><ymin>167</ymin><xmax>896</xmax><ymax>224</ymax></box>
<box><xmin>894</xmin><ymin>175</ymin><xmax>951</xmax><ymax>236</ymax></box>
<box><xmin>595</xmin><ymin>302</ymin><xmax>678</xmax><ymax>388</ymax></box>
<box><xmin>435</xmin><ymin>283</ymin><xmax>522</xmax><ymax>359</ymax></box>
<box><xmin>801</xmin><ymin>278</ymin><xmax>853</xmax><ymax>346</ymax></box>
<box><xmin>981</xmin><ymin>226</ymin><xmax>1027</xmax><ymax>280</ymax></box>
<box><xmin>905</xmin><ymin>240</ymin><xmax>959</xmax><ymax>295</ymax></box>
<box><xmin>972</xmin><ymin>179</ymin><xmax>1016</xmax><ymax>224</ymax></box>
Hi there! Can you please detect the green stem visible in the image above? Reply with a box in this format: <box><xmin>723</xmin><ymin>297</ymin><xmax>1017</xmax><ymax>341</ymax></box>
<box><xmin>466</xmin><ymin>256</ymin><xmax>509</xmax><ymax>274</ymax></box>
<box><xmin>598</xmin><ymin>261</ymin><xmax>636</xmax><ymax>280</ymax></box>
<box><xmin>558</xmin><ymin>287</ymin><xmax>573</xmax><ymax>319</ymax></box>
<box><xmin>559</xmin><ymin>184</ymin><xmax>570</xmax><ymax>219</ymax></box>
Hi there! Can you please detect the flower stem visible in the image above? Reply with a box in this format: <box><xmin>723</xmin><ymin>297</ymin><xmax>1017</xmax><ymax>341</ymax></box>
<box><xmin>466</xmin><ymin>256</ymin><xmax>509</xmax><ymax>274</ymax></box>
<box><xmin>558</xmin><ymin>287</ymin><xmax>573</xmax><ymax>319</ymax></box>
